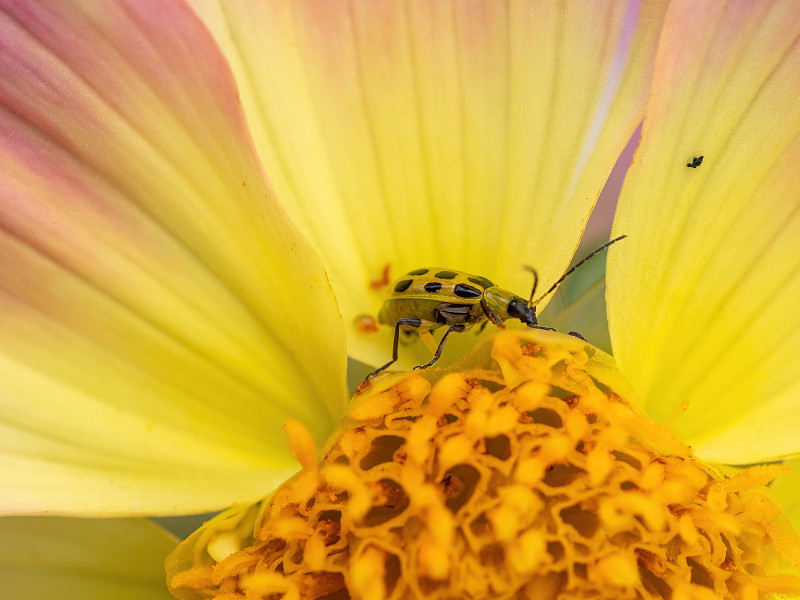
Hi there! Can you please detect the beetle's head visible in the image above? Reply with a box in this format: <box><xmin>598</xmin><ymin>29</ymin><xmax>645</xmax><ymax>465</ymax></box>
<box><xmin>483</xmin><ymin>262</ymin><xmax>540</xmax><ymax>328</ymax></box>
<box><xmin>483</xmin><ymin>288</ymin><xmax>539</xmax><ymax>328</ymax></box>
<box><xmin>507</xmin><ymin>296</ymin><xmax>538</xmax><ymax>327</ymax></box>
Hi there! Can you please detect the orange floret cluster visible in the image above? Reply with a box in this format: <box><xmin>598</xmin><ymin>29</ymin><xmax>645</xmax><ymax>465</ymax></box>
<box><xmin>169</xmin><ymin>333</ymin><xmax>800</xmax><ymax>600</ymax></box>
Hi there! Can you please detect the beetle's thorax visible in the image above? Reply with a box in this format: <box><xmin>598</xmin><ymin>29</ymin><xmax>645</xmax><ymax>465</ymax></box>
<box><xmin>483</xmin><ymin>288</ymin><xmax>537</xmax><ymax>326</ymax></box>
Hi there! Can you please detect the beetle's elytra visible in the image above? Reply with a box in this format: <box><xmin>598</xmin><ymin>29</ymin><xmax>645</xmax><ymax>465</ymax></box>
<box><xmin>367</xmin><ymin>268</ymin><xmax>540</xmax><ymax>380</ymax></box>
<box><xmin>367</xmin><ymin>236</ymin><xmax>626</xmax><ymax>379</ymax></box>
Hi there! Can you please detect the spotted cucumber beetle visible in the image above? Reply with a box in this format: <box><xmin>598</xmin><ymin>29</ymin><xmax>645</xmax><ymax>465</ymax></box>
<box><xmin>367</xmin><ymin>235</ymin><xmax>626</xmax><ymax>378</ymax></box>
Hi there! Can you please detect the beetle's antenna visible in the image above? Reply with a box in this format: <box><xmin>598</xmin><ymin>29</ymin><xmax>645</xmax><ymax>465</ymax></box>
<box><xmin>523</xmin><ymin>265</ymin><xmax>539</xmax><ymax>308</ymax></box>
<box><xmin>533</xmin><ymin>235</ymin><xmax>627</xmax><ymax>305</ymax></box>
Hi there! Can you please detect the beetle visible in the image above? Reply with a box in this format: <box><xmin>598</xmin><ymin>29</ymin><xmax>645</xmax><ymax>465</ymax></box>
<box><xmin>367</xmin><ymin>236</ymin><xmax>626</xmax><ymax>379</ymax></box>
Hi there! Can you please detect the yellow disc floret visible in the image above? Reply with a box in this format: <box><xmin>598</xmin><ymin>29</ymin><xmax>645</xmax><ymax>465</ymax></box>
<box><xmin>169</xmin><ymin>331</ymin><xmax>800</xmax><ymax>600</ymax></box>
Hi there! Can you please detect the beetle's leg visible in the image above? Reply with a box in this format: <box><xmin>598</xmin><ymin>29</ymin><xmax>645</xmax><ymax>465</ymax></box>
<box><xmin>568</xmin><ymin>331</ymin><xmax>586</xmax><ymax>341</ymax></box>
<box><xmin>480</xmin><ymin>299</ymin><xmax>505</xmax><ymax>328</ymax></box>
<box><xmin>367</xmin><ymin>318</ymin><xmax>422</xmax><ymax>379</ymax></box>
<box><xmin>476</xmin><ymin>319</ymin><xmax>489</xmax><ymax>335</ymax></box>
<box><xmin>414</xmin><ymin>324</ymin><xmax>466</xmax><ymax>371</ymax></box>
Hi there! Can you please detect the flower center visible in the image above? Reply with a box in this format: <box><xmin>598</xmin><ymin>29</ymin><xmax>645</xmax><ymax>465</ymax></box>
<box><xmin>170</xmin><ymin>332</ymin><xmax>800</xmax><ymax>600</ymax></box>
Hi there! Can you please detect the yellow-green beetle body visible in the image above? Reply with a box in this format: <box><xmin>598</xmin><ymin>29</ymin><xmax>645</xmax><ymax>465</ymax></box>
<box><xmin>367</xmin><ymin>236</ymin><xmax>627</xmax><ymax>379</ymax></box>
<box><xmin>378</xmin><ymin>268</ymin><xmax>537</xmax><ymax>333</ymax></box>
<box><xmin>369</xmin><ymin>267</ymin><xmax>539</xmax><ymax>378</ymax></box>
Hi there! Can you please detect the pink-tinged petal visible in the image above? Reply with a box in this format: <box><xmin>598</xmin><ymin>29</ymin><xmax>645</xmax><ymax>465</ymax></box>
<box><xmin>0</xmin><ymin>0</ymin><xmax>346</xmax><ymax>515</ymax></box>
<box><xmin>607</xmin><ymin>0</ymin><xmax>800</xmax><ymax>462</ymax></box>
<box><xmin>189</xmin><ymin>0</ymin><xmax>668</xmax><ymax>367</ymax></box>
<box><xmin>1</xmin><ymin>517</ymin><xmax>176</xmax><ymax>600</ymax></box>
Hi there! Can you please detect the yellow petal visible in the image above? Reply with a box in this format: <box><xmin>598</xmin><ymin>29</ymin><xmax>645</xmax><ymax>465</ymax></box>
<box><xmin>771</xmin><ymin>459</ymin><xmax>800</xmax><ymax>541</ymax></box>
<box><xmin>0</xmin><ymin>517</ymin><xmax>176</xmax><ymax>600</ymax></box>
<box><xmin>0</xmin><ymin>1</ymin><xmax>345</xmax><ymax>515</ymax></box>
<box><xmin>165</xmin><ymin>502</ymin><xmax>262</xmax><ymax>600</ymax></box>
<box><xmin>607</xmin><ymin>0</ymin><xmax>800</xmax><ymax>462</ymax></box>
<box><xmin>189</xmin><ymin>0</ymin><xmax>668</xmax><ymax>366</ymax></box>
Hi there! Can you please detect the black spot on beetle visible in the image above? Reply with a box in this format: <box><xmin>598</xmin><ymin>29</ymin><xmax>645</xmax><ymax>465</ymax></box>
<box><xmin>468</xmin><ymin>276</ymin><xmax>494</xmax><ymax>289</ymax></box>
<box><xmin>686</xmin><ymin>156</ymin><xmax>703</xmax><ymax>168</ymax></box>
<box><xmin>435</xmin><ymin>270</ymin><xmax>458</xmax><ymax>279</ymax></box>
<box><xmin>424</xmin><ymin>282</ymin><xmax>443</xmax><ymax>293</ymax></box>
<box><xmin>407</xmin><ymin>268</ymin><xmax>429</xmax><ymax>276</ymax></box>
<box><xmin>394</xmin><ymin>279</ymin><xmax>413</xmax><ymax>293</ymax></box>
<box><xmin>453</xmin><ymin>283</ymin><xmax>482</xmax><ymax>298</ymax></box>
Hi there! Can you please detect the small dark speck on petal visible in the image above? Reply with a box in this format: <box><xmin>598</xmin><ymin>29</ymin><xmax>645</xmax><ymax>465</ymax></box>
<box><xmin>686</xmin><ymin>156</ymin><xmax>704</xmax><ymax>168</ymax></box>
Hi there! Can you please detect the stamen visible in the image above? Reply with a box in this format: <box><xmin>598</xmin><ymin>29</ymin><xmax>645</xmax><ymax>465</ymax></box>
<box><xmin>170</xmin><ymin>332</ymin><xmax>800</xmax><ymax>600</ymax></box>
